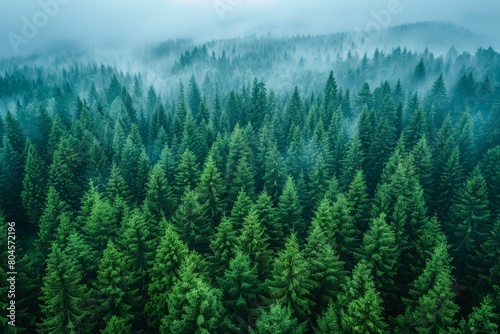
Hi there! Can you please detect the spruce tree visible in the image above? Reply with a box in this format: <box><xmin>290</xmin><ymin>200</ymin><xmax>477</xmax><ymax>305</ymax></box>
<box><xmin>196</xmin><ymin>153</ymin><xmax>226</xmax><ymax>229</ymax></box>
<box><xmin>172</xmin><ymin>189</ymin><xmax>211</xmax><ymax>253</ymax></box>
<box><xmin>252</xmin><ymin>191</ymin><xmax>282</xmax><ymax>251</ymax></box>
<box><xmin>304</xmin><ymin>215</ymin><xmax>345</xmax><ymax>308</ymax></box>
<box><xmin>93</xmin><ymin>241</ymin><xmax>137</xmax><ymax>329</ymax></box>
<box><xmin>338</xmin><ymin>260</ymin><xmax>388</xmax><ymax>334</ymax></box>
<box><xmin>237</xmin><ymin>209</ymin><xmax>272</xmax><ymax>281</ymax></box>
<box><xmin>362</xmin><ymin>214</ymin><xmax>399</xmax><ymax>303</ymax></box>
<box><xmin>210</xmin><ymin>217</ymin><xmax>238</xmax><ymax>277</ymax></box>
<box><xmin>267</xmin><ymin>233</ymin><xmax>316</xmax><ymax>319</ymax></box>
<box><xmin>146</xmin><ymin>223</ymin><xmax>188</xmax><ymax>329</ymax></box>
<box><xmin>250</xmin><ymin>303</ymin><xmax>307</xmax><ymax>334</ymax></box>
<box><xmin>38</xmin><ymin>245</ymin><xmax>88</xmax><ymax>334</ymax></box>
<box><xmin>143</xmin><ymin>163</ymin><xmax>175</xmax><ymax>221</ymax></box>
<box><xmin>21</xmin><ymin>138</ymin><xmax>47</xmax><ymax>228</ymax></box>
<box><xmin>277</xmin><ymin>177</ymin><xmax>304</xmax><ymax>240</ymax></box>
<box><xmin>217</xmin><ymin>251</ymin><xmax>261</xmax><ymax>328</ymax></box>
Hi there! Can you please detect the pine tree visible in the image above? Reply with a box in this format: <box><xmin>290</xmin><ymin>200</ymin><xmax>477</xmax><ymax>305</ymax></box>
<box><xmin>362</xmin><ymin>214</ymin><xmax>398</xmax><ymax>303</ymax></box>
<box><xmin>305</xmin><ymin>215</ymin><xmax>345</xmax><ymax>308</ymax></box>
<box><xmin>143</xmin><ymin>163</ymin><xmax>175</xmax><ymax>221</ymax></box>
<box><xmin>48</xmin><ymin>135</ymin><xmax>85</xmax><ymax>209</ymax></box>
<box><xmin>341</xmin><ymin>134</ymin><xmax>365</xmax><ymax>188</ymax></box>
<box><xmin>451</xmin><ymin>296</ymin><xmax>498</xmax><ymax>334</ymax></box>
<box><xmin>409</xmin><ymin>136</ymin><xmax>434</xmax><ymax>203</ymax></box>
<box><xmin>333</xmin><ymin>194</ymin><xmax>362</xmax><ymax>270</ymax></box>
<box><xmin>412</xmin><ymin>58</ymin><xmax>427</xmax><ymax>84</ymax></box>
<box><xmin>0</xmin><ymin>135</ymin><xmax>24</xmax><ymax>222</ymax></box>
<box><xmin>101</xmin><ymin>316</ymin><xmax>131</xmax><ymax>334</ymax></box>
<box><xmin>120</xmin><ymin>209</ymin><xmax>154</xmax><ymax>291</ymax></box>
<box><xmin>93</xmin><ymin>241</ymin><xmax>137</xmax><ymax>329</ymax></box>
<box><xmin>38</xmin><ymin>245</ymin><xmax>88</xmax><ymax>334</ymax></box>
<box><xmin>449</xmin><ymin>166</ymin><xmax>491</xmax><ymax>296</ymax></box>
<box><xmin>172</xmin><ymin>189</ymin><xmax>211</xmax><ymax>253</ymax></box>
<box><xmin>277</xmin><ymin>176</ymin><xmax>304</xmax><ymax>240</ymax></box>
<box><xmin>161</xmin><ymin>257</ymin><xmax>233</xmax><ymax>334</ymax></box>
<box><xmin>81</xmin><ymin>192</ymin><xmax>118</xmax><ymax>255</ymax></box>
<box><xmin>210</xmin><ymin>217</ymin><xmax>238</xmax><ymax>277</ymax></box>
<box><xmin>346</xmin><ymin>170</ymin><xmax>371</xmax><ymax>233</ymax></box>
<box><xmin>229</xmin><ymin>154</ymin><xmax>256</xmax><ymax>203</ymax></box>
<box><xmin>315</xmin><ymin>303</ymin><xmax>341</xmax><ymax>333</ymax></box>
<box><xmin>397</xmin><ymin>241</ymin><xmax>459</xmax><ymax>333</ymax></box>
<box><xmin>36</xmin><ymin>186</ymin><xmax>70</xmax><ymax>258</ymax></box>
<box><xmin>435</xmin><ymin>145</ymin><xmax>463</xmax><ymax>222</ymax></box>
<box><xmin>196</xmin><ymin>154</ymin><xmax>226</xmax><ymax>229</ymax></box>
<box><xmin>250</xmin><ymin>303</ymin><xmax>307</xmax><ymax>334</ymax></box>
<box><xmin>267</xmin><ymin>233</ymin><xmax>315</xmax><ymax>319</ymax></box>
<box><xmin>230</xmin><ymin>189</ymin><xmax>254</xmax><ymax>232</ymax></box>
<box><xmin>21</xmin><ymin>138</ymin><xmax>47</xmax><ymax>228</ymax></box>
<box><xmin>262</xmin><ymin>141</ymin><xmax>287</xmax><ymax>200</ymax></box>
<box><xmin>357</xmin><ymin>83</ymin><xmax>375</xmax><ymax>110</ymax></box>
<box><xmin>252</xmin><ymin>191</ymin><xmax>282</xmax><ymax>251</ymax></box>
<box><xmin>146</xmin><ymin>223</ymin><xmax>188</xmax><ymax>329</ymax></box>
<box><xmin>173</xmin><ymin>148</ymin><xmax>200</xmax><ymax>198</ymax></box>
<box><xmin>217</xmin><ymin>251</ymin><xmax>261</xmax><ymax>327</ymax></box>
<box><xmin>338</xmin><ymin>260</ymin><xmax>388</xmax><ymax>334</ymax></box>
<box><xmin>119</xmin><ymin>126</ymin><xmax>149</xmax><ymax>204</ymax></box>
<box><xmin>188</xmin><ymin>75</ymin><xmax>202</xmax><ymax>117</ymax></box>
<box><xmin>106</xmin><ymin>163</ymin><xmax>132</xmax><ymax>204</ymax></box>
<box><xmin>237</xmin><ymin>209</ymin><xmax>272</xmax><ymax>281</ymax></box>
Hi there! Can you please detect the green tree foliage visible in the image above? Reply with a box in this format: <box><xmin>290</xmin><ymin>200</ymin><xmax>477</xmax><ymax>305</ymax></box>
<box><xmin>93</xmin><ymin>241</ymin><xmax>138</xmax><ymax>329</ymax></box>
<box><xmin>305</xmin><ymin>212</ymin><xmax>345</xmax><ymax>308</ymax></box>
<box><xmin>267</xmin><ymin>233</ymin><xmax>315</xmax><ymax>319</ymax></box>
<box><xmin>196</xmin><ymin>154</ymin><xmax>226</xmax><ymax>229</ymax></box>
<box><xmin>210</xmin><ymin>217</ymin><xmax>238</xmax><ymax>277</ymax></box>
<box><xmin>38</xmin><ymin>245</ymin><xmax>89</xmax><ymax>334</ymax></box>
<box><xmin>237</xmin><ymin>209</ymin><xmax>272</xmax><ymax>281</ymax></box>
<box><xmin>337</xmin><ymin>260</ymin><xmax>388</xmax><ymax>334</ymax></box>
<box><xmin>21</xmin><ymin>138</ymin><xmax>47</xmax><ymax>228</ymax></box>
<box><xmin>143</xmin><ymin>163</ymin><xmax>175</xmax><ymax>221</ymax></box>
<box><xmin>250</xmin><ymin>303</ymin><xmax>307</xmax><ymax>334</ymax></box>
<box><xmin>362</xmin><ymin>214</ymin><xmax>398</xmax><ymax>303</ymax></box>
<box><xmin>277</xmin><ymin>176</ymin><xmax>304</xmax><ymax>239</ymax></box>
<box><xmin>36</xmin><ymin>186</ymin><xmax>70</xmax><ymax>258</ymax></box>
<box><xmin>146</xmin><ymin>223</ymin><xmax>188</xmax><ymax>329</ymax></box>
<box><xmin>252</xmin><ymin>191</ymin><xmax>282</xmax><ymax>251</ymax></box>
<box><xmin>451</xmin><ymin>296</ymin><xmax>498</xmax><ymax>334</ymax></box>
<box><xmin>172</xmin><ymin>189</ymin><xmax>212</xmax><ymax>253</ymax></box>
<box><xmin>397</xmin><ymin>241</ymin><xmax>459</xmax><ymax>333</ymax></box>
<box><xmin>101</xmin><ymin>316</ymin><xmax>131</xmax><ymax>334</ymax></box>
<box><xmin>217</xmin><ymin>251</ymin><xmax>261</xmax><ymax>327</ymax></box>
<box><xmin>174</xmin><ymin>148</ymin><xmax>200</xmax><ymax>198</ymax></box>
<box><xmin>161</xmin><ymin>256</ymin><xmax>233</xmax><ymax>334</ymax></box>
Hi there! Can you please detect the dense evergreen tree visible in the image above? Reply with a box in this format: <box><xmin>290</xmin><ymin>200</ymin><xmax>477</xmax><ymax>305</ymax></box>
<box><xmin>267</xmin><ymin>233</ymin><xmax>316</xmax><ymax>319</ymax></box>
<box><xmin>337</xmin><ymin>260</ymin><xmax>388</xmax><ymax>334</ymax></box>
<box><xmin>38</xmin><ymin>245</ymin><xmax>89</xmax><ymax>333</ymax></box>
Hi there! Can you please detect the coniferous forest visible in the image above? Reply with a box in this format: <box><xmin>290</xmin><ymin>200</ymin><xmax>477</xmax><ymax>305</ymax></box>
<box><xmin>1</xmin><ymin>22</ymin><xmax>500</xmax><ymax>333</ymax></box>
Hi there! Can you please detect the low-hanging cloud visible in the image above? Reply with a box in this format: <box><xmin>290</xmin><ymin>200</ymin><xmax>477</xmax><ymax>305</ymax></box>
<box><xmin>0</xmin><ymin>0</ymin><xmax>499</xmax><ymax>58</ymax></box>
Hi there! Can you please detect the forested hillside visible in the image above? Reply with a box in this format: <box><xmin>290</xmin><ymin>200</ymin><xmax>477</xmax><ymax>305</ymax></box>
<box><xmin>1</xmin><ymin>28</ymin><xmax>500</xmax><ymax>333</ymax></box>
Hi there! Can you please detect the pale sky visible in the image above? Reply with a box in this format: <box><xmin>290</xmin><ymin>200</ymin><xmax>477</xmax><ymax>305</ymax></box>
<box><xmin>0</xmin><ymin>0</ymin><xmax>499</xmax><ymax>58</ymax></box>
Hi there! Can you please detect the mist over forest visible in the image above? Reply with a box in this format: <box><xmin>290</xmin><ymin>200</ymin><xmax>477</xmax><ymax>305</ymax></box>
<box><xmin>1</xmin><ymin>1</ymin><xmax>500</xmax><ymax>333</ymax></box>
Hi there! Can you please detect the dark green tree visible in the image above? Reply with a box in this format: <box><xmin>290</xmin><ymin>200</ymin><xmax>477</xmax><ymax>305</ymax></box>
<box><xmin>38</xmin><ymin>245</ymin><xmax>88</xmax><ymax>334</ymax></box>
<box><xmin>337</xmin><ymin>260</ymin><xmax>388</xmax><ymax>334</ymax></box>
<box><xmin>146</xmin><ymin>223</ymin><xmax>188</xmax><ymax>329</ymax></box>
<box><xmin>267</xmin><ymin>233</ymin><xmax>315</xmax><ymax>319</ymax></box>
<box><xmin>277</xmin><ymin>177</ymin><xmax>304</xmax><ymax>240</ymax></box>
<box><xmin>250</xmin><ymin>303</ymin><xmax>307</xmax><ymax>334</ymax></box>
<box><xmin>21</xmin><ymin>138</ymin><xmax>47</xmax><ymax>228</ymax></box>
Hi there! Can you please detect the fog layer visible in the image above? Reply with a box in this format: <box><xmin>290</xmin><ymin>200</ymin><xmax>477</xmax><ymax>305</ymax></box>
<box><xmin>1</xmin><ymin>0</ymin><xmax>499</xmax><ymax>58</ymax></box>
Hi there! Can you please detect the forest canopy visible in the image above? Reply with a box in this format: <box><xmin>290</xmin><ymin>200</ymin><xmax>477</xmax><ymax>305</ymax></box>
<box><xmin>1</xmin><ymin>23</ymin><xmax>500</xmax><ymax>333</ymax></box>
